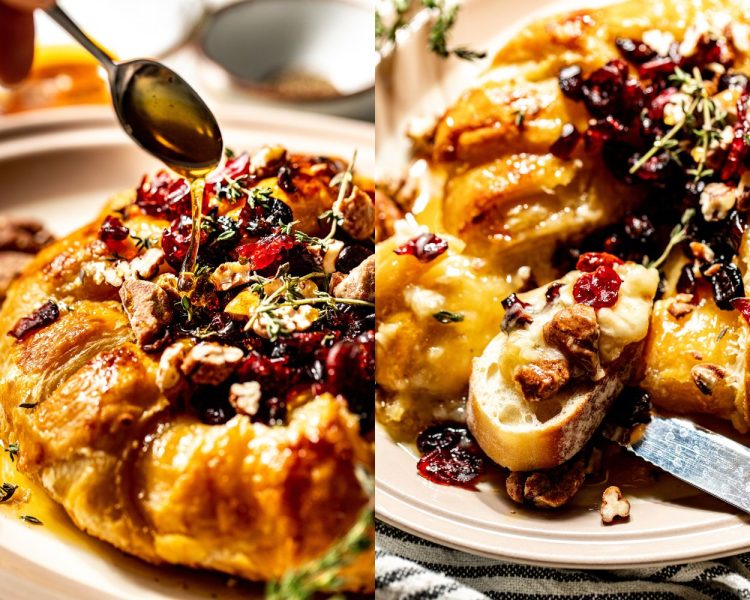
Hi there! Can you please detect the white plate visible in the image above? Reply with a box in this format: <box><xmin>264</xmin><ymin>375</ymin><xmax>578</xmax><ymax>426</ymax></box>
<box><xmin>0</xmin><ymin>104</ymin><xmax>373</xmax><ymax>600</ymax></box>
<box><xmin>375</xmin><ymin>0</ymin><xmax>750</xmax><ymax>568</ymax></box>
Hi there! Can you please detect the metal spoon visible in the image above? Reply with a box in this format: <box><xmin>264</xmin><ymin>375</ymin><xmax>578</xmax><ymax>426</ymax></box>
<box><xmin>44</xmin><ymin>3</ymin><xmax>223</xmax><ymax>178</ymax></box>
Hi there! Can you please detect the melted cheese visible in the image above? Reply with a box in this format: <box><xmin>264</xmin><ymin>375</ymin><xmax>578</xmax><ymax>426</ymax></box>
<box><xmin>499</xmin><ymin>263</ymin><xmax>659</xmax><ymax>386</ymax></box>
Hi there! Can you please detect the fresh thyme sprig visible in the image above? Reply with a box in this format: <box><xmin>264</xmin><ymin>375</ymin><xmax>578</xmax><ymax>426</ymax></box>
<box><xmin>648</xmin><ymin>208</ymin><xmax>696</xmax><ymax>269</ymax></box>
<box><xmin>376</xmin><ymin>0</ymin><xmax>486</xmax><ymax>61</ymax></box>
<box><xmin>265</xmin><ymin>468</ymin><xmax>373</xmax><ymax>600</ymax></box>
<box><xmin>322</xmin><ymin>151</ymin><xmax>357</xmax><ymax>244</ymax></box>
<box><xmin>244</xmin><ymin>264</ymin><xmax>373</xmax><ymax>341</ymax></box>
<box><xmin>630</xmin><ymin>67</ymin><xmax>727</xmax><ymax>182</ymax></box>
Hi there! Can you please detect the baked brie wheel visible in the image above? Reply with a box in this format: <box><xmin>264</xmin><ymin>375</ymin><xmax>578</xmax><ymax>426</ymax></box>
<box><xmin>0</xmin><ymin>149</ymin><xmax>375</xmax><ymax>592</ymax></box>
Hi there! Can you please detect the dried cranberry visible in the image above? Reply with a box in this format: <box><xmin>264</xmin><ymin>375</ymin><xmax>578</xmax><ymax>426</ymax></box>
<box><xmin>99</xmin><ymin>216</ymin><xmax>130</xmax><ymax>252</ymax></box>
<box><xmin>708</xmin><ymin>263</ymin><xmax>744</xmax><ymax>310</ymax></box>
<box><xmin>609</xmin><ymin>387</ymin><xmax>652</xmax><ymax>428</ymax></box>
<box><xmin>394</xmin><ymin>232</ymin><xmax>448</xmax><ymax>263</ymax></box>
<box><xmin>416</xmin><ymin>422</ymin><xmax>486</xmax><ymax>488</ymax></box>
<box><xmin>638</xmin><ymin>56</ymin><xmax>681</xmax><ymax>79</ymax></box>
<box><xmin>558</xmin><ymin>65</ymin><xmax>584</xmax><ymax>100</ymax></box>
<box><xmin>320</xmin><ymin>304</ymin><xmax>373</xmax><ymax>340</ymax></box>
<box><xmin>208</xmin><ymin>153</ymin><xmax>250</xmax><ymax>184</ymax></box>
<box><xmin>239</xmin><ymin>196</ymin><xmax>293</xmax><ymax>234</ymax></box>
<box><xmin>236</xmin><ymin>233</ymin><xmax>295</xmax><ymax>272</ymax></box>
<box><xmin>237</xmin><ymin>352</ymin><xmax>291</xmax><ymax>391</ymax></box>
<box><xmin>335</xmin><ymin>245</ymin><xmax>373</xmax><ymax>273</ymax></box>
<box><xmin>549</xmin><ymin>123</ymin><xmax>580</xmax><ymax>159</ymax></box>
<box><xmin>646</xmin><ymin>87</ymin><xmax>678</xmax><ymax>122</ymax></box>
<box><xmin>545</xmin><ymin>282</ymin><xmax>563</xmax><ymax>303</ymax></box>
<box><xmin>732</xmin><ymin>297</ymin><xmax>750</xmax><ymax>325</ymax></box>
<box><xmin>256</xmin><ymin>395</ymin><xmax>287</xmax><ymax>426</ymax></box>
<box><xmin>585</xmin><ymin>117</ymin><xmax>629</xmax><ymax>152</ymax></box>
<box><xmin>720</xmin><ymin>114</ymin><xmax>750</xmax><ymax>181</ymax></box>
<box><xmin>9</xmin><ymin>300</ymin><xmax>60</xmax><ymax>340</ymax></box>
<box><xmin>600</xmin><ymin>141</ymin><xmax>637</xmax><ymax>181</ymax></box>
<box><xmin>417</xmin><ymin>447</ymin><xmax>486</xmax><ymax>488</ymax></box>
<box><xmin>162</xmin><ymin>215</ymin><xmax>205</xmax><ymax>269</ymax></box>
<box><xmin>676</xmin><ymin>264</ymin><xmax>697</xmax><ymax>295</ymax></box>
<box><xmin>630</xmin><ymin>152</ymin><xmax>673</xmax><ymax>183</ymax></box>
<box><xmin>500</xmin><ymin>293</ymin><xmax>533</xmax><ymax>332</ymax></box>
<box><xmin>719</xmin><ymin>71</ymin><xmax>749</xmax><ymax>92</ymax></box>
<box><xmin>276</xmin><ymin>164</ymin><xmax>298</xmax><ymax>194</ymax></box>
<box><xmin>576</xmin><ymin>251</ymin><xmax>624</xmax><ymax>272</ymax></box>
<box><xmin>615</xmin><ymin>38</ymin><xmax>657</xmax><ymax>64</ymax></box>
<box><xmin>136</xmin><ymin>171</ymin><xmax>191</xmax><ymax>218</ymax></box>
<box><xmin>325</xmin><ymin>331</ymin><xmax>374</xmax><ymax>433</ymax></box>
<box><xmin>573</xmin><ymin>265</ymin><xmax>622</xmax><ymax>308</ymax></box>
<box><xmin>624</xmin><ymin>213</ymin><xmax>656</xmax><ymax>246</ymax></box>
<box><xmin>190</xmin><ymin>383</ymin><xmax>236</xmax><ymax>425</ymax></box>
<box><xmin>581</xmin><ymin>60</ymin><xmax>629</xmax><ymax>117</ymax></box>
<box><xmin>416</xmin><ymin>422</ymin><xmax>472</xmax><ymax>453</ymax></box>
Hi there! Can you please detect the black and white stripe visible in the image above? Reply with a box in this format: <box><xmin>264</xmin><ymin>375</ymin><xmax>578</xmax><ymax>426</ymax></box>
<box><xmin>375</xmin><ymin>521</ymin><xmax>750</xmax><ymax>599</ymax></box>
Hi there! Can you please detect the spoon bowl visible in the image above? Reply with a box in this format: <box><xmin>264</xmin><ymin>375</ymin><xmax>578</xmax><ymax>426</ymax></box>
<box><xmin>45</xmin><ymin>4</ymin><xmax>223</xmax><ymax>178</ymax></box>
<box><xmin>112</xmin><ymin>60</ymin><xmax>223</xmax><ymax>177</ymax></box>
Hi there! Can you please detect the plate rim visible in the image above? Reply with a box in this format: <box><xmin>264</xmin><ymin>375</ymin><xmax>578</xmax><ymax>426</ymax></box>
<box><xmin>0</xmin><ymin>103</ymin><xmax>373</xmax><ymax>600</ymax></box>
<box><xmin>374</xmin><ymin>0</ymin><xmax>750</xmax><ymax>569</ymax></box>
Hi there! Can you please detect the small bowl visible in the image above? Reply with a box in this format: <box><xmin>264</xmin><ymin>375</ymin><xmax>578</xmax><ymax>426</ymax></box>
<box><xmin>199</xmin><ymin>0</ymin><xmax>375</xmax><ymax>104</ymax></box>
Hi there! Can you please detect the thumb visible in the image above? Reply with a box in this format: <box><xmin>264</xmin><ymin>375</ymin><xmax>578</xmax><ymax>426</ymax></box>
<box><xmin>0</xmin><ymin>3</ymin><xmax>35</xmax><ymax>86</ymax></box>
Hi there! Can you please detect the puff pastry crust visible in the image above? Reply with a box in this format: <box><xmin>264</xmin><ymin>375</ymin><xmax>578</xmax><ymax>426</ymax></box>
<box><xmin>0</xmin><ymin>152</ymin><xmax>374</xmax><ymax>592</ymax></box>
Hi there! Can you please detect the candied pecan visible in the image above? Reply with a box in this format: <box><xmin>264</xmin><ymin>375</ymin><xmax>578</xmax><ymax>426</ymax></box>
<box><xmin>180</xmin><ymin>342</ymin><xmax>244</xmax><ymax>385</ymax></box>
<box><xmin>0</xmin><ymin>251</ymin><xmax>32</xmax><ymax>301</ymax></box>
<box><xmin>156</xmin><ymin>339</ymin><xmax>193</xmax><ymax>401</ymax></box>
<box><xmin>8</xmin><ymin>300</ymin><xmax>59</xmax><ymax>341</ymax></box>
<box><xmin>119</xmin><ymin>280</ymin><xmax>173</xmax><ymax>347</ymax></box>
<box><xmin>513</xmin><ymin>359</ymin><xmax>570</xmax><ymax>402</ymax></box>
<box><xmin>690</xmin><ymin>363</ymin><xmax>727</xmax><ymax>396</ymax></box>
<box><xmin>700</xmin><ymin>182</ymin><xmax>736</xmax><ymax>222</ymax></box>
<box><xmin>600</xmin><ymin>485</ymin><xmax>630</xmax><ymax>523</ymax></box>
<box><xmin>375</xmin><ymin>190</ymin><xmax>404</xmax><ymax>242</ymax></box>
<box><xmin>229</xmin><ymin>381</ymin><xmax>262</xmax><ymax>417</ymax></box>
<box><xmin>0</xmin><ymin>216</ymin><xmax>53</xmax><ymax>253</ymax></box>
<box><xmin>332</xmin><ymin>254</ymin><xmax>374</xmax><ymax>302</ymax></box>
<box><xmin>506</xmin><ymin>458</ymin><xmax>586</xmax><ymax>508</ymax></box>
<box><xmin>667</xmin><ymin>293</ymin><xmax>696</xmax><ymax>319</ymax></box>
<box><xmin>543</xmin><ymin>304</ymin><xmax>600</xmax><ymax>376</ymax></box>
<box><xmin>210</xmin><ymin>261</ymin><xmax>253</xmax><ymax>291</ymax></box>
<box><xmin>333</xmin><ymin>185</ymin><xmax>375</xmax><ymax>241</ymax></box>
<box><xmin>129</xmin><ymin>248</ymin><xmax>164</xmax><ymax>280</ymax></box>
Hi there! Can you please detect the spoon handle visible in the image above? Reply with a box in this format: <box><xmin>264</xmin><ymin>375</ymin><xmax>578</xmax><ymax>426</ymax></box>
<box><xmin>44</xmin><ymin>3</ymin><xmax>117</xmax><ymax>74</ymax></box>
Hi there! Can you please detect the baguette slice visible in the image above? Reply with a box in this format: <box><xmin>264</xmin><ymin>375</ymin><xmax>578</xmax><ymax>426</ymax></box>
<box><xmin>467</xmin><ymin>262</ymin><xmax>658</xmax><ymax>472</ymax></box>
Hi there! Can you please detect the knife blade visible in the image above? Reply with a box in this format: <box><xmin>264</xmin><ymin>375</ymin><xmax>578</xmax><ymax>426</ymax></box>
<box><xmin>625</xmin><ymin>416</ymin><xmax>750</xmax><ymax>515</ymax></box>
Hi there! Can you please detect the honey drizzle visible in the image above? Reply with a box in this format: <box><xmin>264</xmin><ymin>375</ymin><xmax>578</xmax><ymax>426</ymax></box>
<box><xmin>178</xmin><ymin>176</ymin><xmax>205</xmax><ymax>291</ymax></box>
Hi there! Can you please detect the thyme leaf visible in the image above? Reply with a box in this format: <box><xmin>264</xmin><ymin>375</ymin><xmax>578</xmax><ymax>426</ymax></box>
<box><xmin>433</xmin><ymin>310</ymin><xmax>464</xmax><ymax>323</ymax></box>
<box><xmin>0</xmin><ymin>482</ymin><xmax>18</xmax><ymax>503</ymax></box>
<box><xmin>376</xmin><ymin>0</ymin><xmax>485</xmax><ymax>61</ymax></box>
<box><xmin>648</xmin><ymin>209</ymin><xmax>696</xmax><ymax>269</ymax></box>
<box><xmin>19</xmin><ymin>515</ymin><xmax>42</xmax><ymax>525</ymax></box>
<box><xmin>4</xmin><ymin>442</ymin><xmax>18</xmax><ymax>463</ymax></box>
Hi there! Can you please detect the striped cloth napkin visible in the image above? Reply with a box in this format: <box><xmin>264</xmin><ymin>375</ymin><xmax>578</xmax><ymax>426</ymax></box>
<box><xmin>375</xmin><ymin>521</ymin><xmax>750</xmax><ymax>599</ymax></box>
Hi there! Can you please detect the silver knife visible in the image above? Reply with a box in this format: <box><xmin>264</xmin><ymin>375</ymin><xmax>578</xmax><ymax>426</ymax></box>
<box><xmin>625</xmin><ymin>416</ymin><xmax>750</xmax><ymax>515</ymax></box>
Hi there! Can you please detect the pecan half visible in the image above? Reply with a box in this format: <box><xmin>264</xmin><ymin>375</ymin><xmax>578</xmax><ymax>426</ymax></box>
<box><xmin>600</xmin><ymin>485</ymin><xmax>630</xmax><ymax>523</ymax></box>
<box><xmin>543</xmin><ymin>304</ymin><xmax>600</xmax><ymax>376</ymax></box>
<box><xmin>513</xmin><ymin>359</ymin><xmax>570</xmax><ymax>402</ymax></box>
<box><xmin>506</xmin><ymin>458</ymin><xmax>586</xmax><ymax>509</ymax></box>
